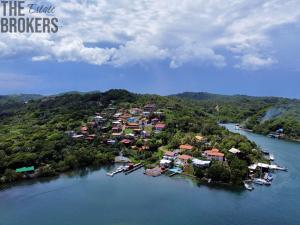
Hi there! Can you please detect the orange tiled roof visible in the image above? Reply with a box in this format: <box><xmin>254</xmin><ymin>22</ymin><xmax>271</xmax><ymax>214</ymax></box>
<box><xmin>178</xmin><ymin>154</ymin><xmax>193</xmax><ymax>160</ymax></box>
<box><xmin>179</xmin><ymin>144</ymin><xmax>193</xmax><ymax>150</ymax></box>
<box><xmin>205</xmin><ymin>149</ymin><xmax>224</xmax><ymax>157</ymax></box>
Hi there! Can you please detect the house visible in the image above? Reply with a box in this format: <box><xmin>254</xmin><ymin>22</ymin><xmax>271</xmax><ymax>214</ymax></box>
<box><xmin>130</xmin><ymin>108</ymin><xmax>143</xmax><ymax>115</ymax></box>
<box><xmin>143</xmin><ymin>111</ymin><xmax>150</xmax><ymax>117</ymax></box>
<box><xmin>179</xmin><ymin>144</ymin><xmax>193</xmax><ymax>152</ymax></box>
<box><xmin>203</xmin><ymin>148</ymin><xmax>224</xmax><ymax>161</ymax></box>
<box><xmin>112</xmin><ymin>121</ymin><xmax>121</xmax><ymax>126</ymax></box>
<box><xmin>160</xmin><ymin>159</ymin><xmax>172</xmax><ymax>168</ymax></box>
<box><xmin>155</xmin><ymin>123</ymin><xmax>166</xmax><ymax>131</ymax></box>
<box><xmin>112</xmin><ymin>132</ymin><xmax>123</xmax><ymax>138</ymax></box>
<box><xmin>112</xmin><ymin>126</ymin><xmax>122</xmax><ymax>132</ymax></box>
<box><xmin>16</xmin><ymin>166</ymin><xmax>35</xmax><ymax>173</ymax></box>
<box><xmin>228</xmin><ymin>147</ymin><xmax>241</xmax><ymax>154</ymax></box>
<box><xmin>127</xmin><ymin>117</ymin><xmax>138</xmax><ymax>123</ymax></box>
<box><xmin>72</xmin><ymin>134</ymin><xmax>84</xmax><ymax>139</ymax></box>
<box><xmin>178</xmin><ymin>154</ymin><xmax>193</xmax><ymax>162</ymax></box>
<box><xmin>195</xmin><ymin>135</ymin><xmax>205</xmax><ymax>142</ymax></box>
<box><xmin>141</xmin><ymin>130</ymin><xmax>149</xmax><ymax>138</ymax></box>
<box><xmin>126</xmin><ymin>122</ymin><xmax>140</xmax><ymax>129</ymax></box>
<box><xmin>163</xmin><ymin>151</ymin><xmax>178</xmax><ymax>160</ymax></box>
<box><xmin>120</xmin><ymin>139</ymin><xmax>132</xmax><ymax>145</ymax></box>
<box><xmin>113</xmin><ymin>113</ymin><xmax>122</xmax><ymax>118</ymax></box>
<box><xmin>192</xmin><ymin>158</ymin><xmax>211</xmax><ymax>168</ymax></box>
<box><xmin>144</xmin><ymin>104</ymin><xmax>156</xmax><ymax>112</ymax></box>
<box><xmin>94</xmin><ymin>115</ymin><xmax>105</xmax><ymax>123</ymax></box>
<box><xmin>151</xmin><ymin>118</ymin><xmax>160</xmax><ymax>124</ymax></box>
<box><xmin>107</xmin><ymin>139</ymin><xmax>116</xmax><ymax>145</ymax></box>
<box><xmin>80</xmin><ymin>126</ymin><xmax>88</xmax><ymax>134</ymax></box>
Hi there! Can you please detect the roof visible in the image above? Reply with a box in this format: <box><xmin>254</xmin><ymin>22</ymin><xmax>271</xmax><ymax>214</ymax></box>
<box><xmin>127</xmin><ymin>122</ymin><xmax>139</xmax><ymax>126</ymax></box>
<box><xmin>155</xmin><ymin>123</ymin><xmax>166</xmax><ymax>129</ymax></box>
<box><xmin>229</xmin><ymin>147</ymin><xmax>241</xmax><ymax>154</ymax></box>
<box><xmin>178</xmin><ymin>154</ymin><xmax>193</xmax><ymax>160</ymax></box>
<box><xmin>80</xmin><ymin>126</ymin><xmax>88</xmax><ymax>131</ymax></box>
<box><xmin>204</xmin><ymin>149</ymin><xmax>224</xmax><ymax>157</ymax></box>
<box><xmin>120</xmin><ymin>139</ymin><xmax>132</xmax><ymax>144</ymax></box>
<box><xmin>179</xmin><ymin>144</ymin><xmax>193</xmax><ymax>150</ymax></box>
<box><xmin>160</xmin><ymin>159</ymin><xmax>171</xmax><ymax>164</ymax></box>
<box><xmin>16</xmin><ymin>166</ymin><xmax>34</xmax><ymax>173</ymax></box>
<box><xmin>192</xmin><ymin>158</ymin><xmax>211</xmax><ymax>165</ymax></box>
<box><xmin>164</xmin><ymin>151</ymin><xmax>176</xmax><ymax>157</ymax></box>
<box><xmin>195</xmin><ymin>135</ymin><xmax>205</xmax><ymax>141</ymax></box>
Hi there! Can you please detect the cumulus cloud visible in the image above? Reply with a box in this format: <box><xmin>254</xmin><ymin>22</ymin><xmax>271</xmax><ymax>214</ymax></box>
<box><xmin>0</xmin><ymin>0</ymin><xmax>300</xmax><ymax>69</ymax></box>
<box><xmin>236</xmin><ymin>54</ymin><xmax>276</xmax><ymax>70</ymax></box>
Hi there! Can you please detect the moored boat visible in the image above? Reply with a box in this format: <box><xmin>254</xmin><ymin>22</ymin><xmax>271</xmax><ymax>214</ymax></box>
<box><xmin>244</xmin><ymin>181</ymin><xmax>254</xmax><ymax>191</ymax></box>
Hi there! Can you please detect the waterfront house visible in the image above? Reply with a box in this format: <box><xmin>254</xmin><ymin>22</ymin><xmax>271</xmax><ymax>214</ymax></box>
<box><xmin>163</xmin><ymin>151</ymin><xmax>178</xmax><ymax>160</ymax></box>
<box><xmin>160</xmin><ymin>159</ymin><xmax>172</xmax><ymax>168</ymax></box>
<box><xmin>178</xmin><ymin>154</ymin><xmax>193</xmax><ymax>163</ymax></box>
<box><xmin>192</xmin><ymin>158</ymin><xmax>211</xmax><ymax>168</ymax></box>
<box><xmin>16</xmin><ymin>166</ymin><xmax>35</xmax><ymax>173</ymax></box>
<box><xmin>203</xmin><ymin>148</ymin><xmax>224</xmax><ymax>161</ymax></box>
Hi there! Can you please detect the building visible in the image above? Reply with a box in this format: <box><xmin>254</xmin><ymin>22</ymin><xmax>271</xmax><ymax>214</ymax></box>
<box><xmin>192</xmin><ymin>158</ymin><xmax>211</xmax><ymax>168</ymax></box>
<box><xmin>179</xmin><ymin>144</ymin><xmax>193</xmax><ymax>152</ymax></box>
<box><xmin>163</xmin><ymin>151</ymin><xmax>178</xmax><ymax>160</ymax></box>
<box><xmin>228</xmin><ymin>147</ymin><xmax>241</xmax><ymax>154</ymax></box>
<box><xmin>177</xmin><ymin>154</ymin><xmax>193</xmax><ymax>163</ymax></box>
<box><xmin>155</xmin><ymin>123</ymin><xmax>166</xmax><ymax>131</ymax></box>
<box><xmin>144</xmin><ymin>104</ymin><xmax>156</xmax><ymax>112</ymax></box>
<box><xmin>203</xmin><ymin>148</ymin><xmax>224</xmax><ymax>161</ymax></box>
<box><xmin>160</xmin><ymin>159</ymin><xmax>172</xmax><ymax>168</ymax></box>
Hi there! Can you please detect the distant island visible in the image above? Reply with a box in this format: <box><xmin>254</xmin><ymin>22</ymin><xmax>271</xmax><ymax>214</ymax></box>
<box><xmin>0</xmin><ymin>90</ymin><xmax>293</xmax><ymax>187</ymax></box>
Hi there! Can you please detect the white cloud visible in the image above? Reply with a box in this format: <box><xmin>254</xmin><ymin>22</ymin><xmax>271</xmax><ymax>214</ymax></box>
<box><xmin>0</xmin><ymin>0</ymin><xmax>300</xmax><ymax>69</ymax></box>
<box><xmin>235</xmin><ymin>54</ymin><xmax>276</xmax><ymax>70</ymax></box>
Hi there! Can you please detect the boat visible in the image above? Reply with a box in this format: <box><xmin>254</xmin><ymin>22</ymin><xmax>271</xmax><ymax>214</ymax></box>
<box><xmin>269</xmin><ymin>154</ymin><xmax>275</xmax><ymax>161</ymax></box>
<box><xmin>267</xmin><ymin>173</ymin><xmax>273</xmax><ymax>181</ymax></box>
<box><xmin>244</xmin><ymin>181</ymin><xmax>254</xmax><ymax>191</ymax></box>
<box><xmin>253</xmin><ymin>178</ymin><xmax>271</xmax><ymax>185</ymax></box>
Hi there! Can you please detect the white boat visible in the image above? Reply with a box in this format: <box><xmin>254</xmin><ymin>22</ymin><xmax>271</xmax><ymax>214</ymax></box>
<box><xmin>253</xmin><ymin>178</ymin><xmax>264</xmax><ymax>185</ymax></box>
<box><xmin>244</xmin><ymin>181</ymin><xmax>254</xmax><ymax>191</ymax></box>
<box><xmin>253</xmin><ymin>178</ymin><xmax>271</xmax><ymax>185</ymax></box>
<box><xmin>269</xmin><ymin>154</ymin><xmax>275</xmax><ymax>161</ymax></box>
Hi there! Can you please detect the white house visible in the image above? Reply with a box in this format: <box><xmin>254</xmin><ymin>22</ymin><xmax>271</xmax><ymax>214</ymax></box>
<box><xmin>160</xmin><ymin>159</ymin><xmax>172</xmax><ymax>168</ymax></box>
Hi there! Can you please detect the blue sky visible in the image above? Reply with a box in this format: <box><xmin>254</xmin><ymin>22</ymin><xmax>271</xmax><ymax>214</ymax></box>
<box><xmin>0</xmin><ymin>0</ymin><xmax>300</xmax><ymax>98</ymax></box>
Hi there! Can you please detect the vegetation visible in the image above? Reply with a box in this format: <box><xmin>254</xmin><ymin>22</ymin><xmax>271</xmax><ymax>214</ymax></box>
<box><xmin>174</xmin><ymin>92</ymin><xmax>300</xmax><ymax>140</ymax></box>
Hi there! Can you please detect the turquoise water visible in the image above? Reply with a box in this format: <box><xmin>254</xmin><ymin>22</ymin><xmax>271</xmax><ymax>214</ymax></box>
<box><xmin>0</xmin><ymin>124</ymin><xmax>300</xmax><ymax>225</ymax></box>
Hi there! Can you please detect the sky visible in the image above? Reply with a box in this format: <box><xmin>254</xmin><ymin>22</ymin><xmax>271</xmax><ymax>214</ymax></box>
<box><xmin>0</xmin><ymin>0</ymin><xmax>300</xmax><ymax>98</ymax></box>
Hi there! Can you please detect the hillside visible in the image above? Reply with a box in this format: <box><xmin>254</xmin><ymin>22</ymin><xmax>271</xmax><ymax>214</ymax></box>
<box><xmin>174</xmin><ymin>92</ymin><xmax>300</xmax><ymax>140</ymax></box>
<box><xmin>0</xmin><ymin>94</ymin><xmax>42</xmax><ymax>114</ymax></box>
<box><xmin>0</xmin><ymin>90</ymin><xmax>264</xmax><ymax>185</ymax></box>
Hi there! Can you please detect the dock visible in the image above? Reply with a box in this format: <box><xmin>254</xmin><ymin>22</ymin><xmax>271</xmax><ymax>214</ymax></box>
<box><xmin>125</xmin><ymin>163</ymin><xmax>144</xmax><ymax>175</ymax></box>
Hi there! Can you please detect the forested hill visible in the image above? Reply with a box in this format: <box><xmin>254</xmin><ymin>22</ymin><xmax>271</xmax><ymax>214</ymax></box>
<box><xmin>173</xmin><ymin>92</ymin><xmax>300</xmax><ymax>140</ymax></box>
<box><xmin>0</xmin><ymin>94</ymin><xmax>42</xmax><ymax>113</ymax></box>
<box><xmin>0</xmin><ymin>89</ymin><xmax>264</xmax><ymax>185</ymax></box>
